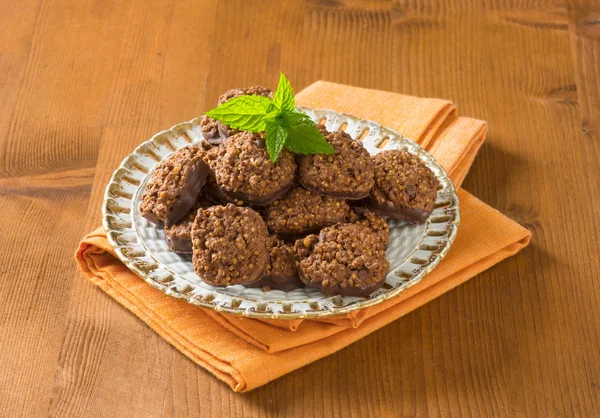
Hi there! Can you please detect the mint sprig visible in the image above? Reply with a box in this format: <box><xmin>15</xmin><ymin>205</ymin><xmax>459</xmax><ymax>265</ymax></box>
<box><xmin>205</xmin><ymin>95</ymin><xmax>273</xmax><ymax>132</ymax></box>
<box><xmin>204</xmin><ymin>73</ymin><xmax>334</xmax><ymax>162</ymax></box>
<box><xmin>281</xmin><ymin>111</ymin><xmax>333</xmax><ymax>155</ymax></box>
<box><xmin>265</xmin><ymin>122</ymin><xmax>287</xmax><ymax>162</ymax></box>
<box><xmin>272</xmin><ymin>73</ymin><xmax>295</xmax><ymax>112</ymax></box>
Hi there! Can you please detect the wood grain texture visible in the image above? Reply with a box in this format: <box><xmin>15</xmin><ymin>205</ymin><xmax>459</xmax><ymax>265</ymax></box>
<box><xmin>0</xmin><ymin>0</ymin><xmax>599</xmax><ymax>416</ymax></box>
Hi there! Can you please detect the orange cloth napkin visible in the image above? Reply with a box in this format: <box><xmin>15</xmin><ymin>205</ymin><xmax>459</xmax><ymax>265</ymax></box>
<box><xmin>76</xmin><ymin>81</ymin><xmax>531</xmax><ymax>392</ymax></box>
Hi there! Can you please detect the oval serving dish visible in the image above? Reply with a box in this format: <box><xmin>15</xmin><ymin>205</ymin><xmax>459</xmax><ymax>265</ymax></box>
<box><xmin>102</xmin><ymin>108</ymin><xmax>460</xmax><ymax>319</ymax></box>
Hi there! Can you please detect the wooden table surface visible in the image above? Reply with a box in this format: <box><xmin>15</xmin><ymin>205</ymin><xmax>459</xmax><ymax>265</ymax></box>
<box><xmin>1</xmin><ymin>0</ymin><xmax>599</xmax><ymax>416</ymax></box>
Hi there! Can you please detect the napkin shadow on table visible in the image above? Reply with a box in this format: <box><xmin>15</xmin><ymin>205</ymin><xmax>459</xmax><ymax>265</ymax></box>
<box><xmin>76</xmin><ymin>81</ymin><xmax>531</xmax><ymax>392</ymax></box>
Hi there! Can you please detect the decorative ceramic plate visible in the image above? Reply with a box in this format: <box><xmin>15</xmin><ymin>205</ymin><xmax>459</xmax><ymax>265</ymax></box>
<box><xmin>102</xmin><ymin>108</ymin><xmax>459</xmax><ymax>319</ymax></box>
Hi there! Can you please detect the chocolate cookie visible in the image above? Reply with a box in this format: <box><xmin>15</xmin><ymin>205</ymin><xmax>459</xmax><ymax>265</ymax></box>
<box><xmin>204</xmin><ymin>180</ymin><xmax>248</xmax><ymax>206</ymax></box>
<box><xmin>212</xmin><ymin>132</ymin><xmax>296</xmax><ymax>206</ymax></box>
<box><xmin>346</xmin><ymin>207</ymin><xmax>389</xmax><ymax>249</ymax></box>
<box><xmin>194</xmin><ymin>141</ymin><xmax>247</xmax><ymax>206</ymax></box>
<box><xmin>140</xmin><ymin>145</ymin><xmax>210</xmax><ymax>224</ymax></box>
<box><xmin>298</xmin><ymin>126</ymin><xmax>374</xmax><ymax>199</ymax></box>
<box><xmin>191</xmin><ymin>204</ymin><xmax>268</xmax><ymax>286</ymax></box>
<box><xmin>247</xmin><ymin>236</ymin><xmax>303</xmax><ymax>291</ymax></box>
<box><xmin>367</xmin><ymin>149</ymin><xmax>439</xmax><ymax>223</ymax></box>
<box><xmin>265</xmin><ymin>187</ymin><xmax>350</xmax><ymax>239</ymax></box>
<box><xmin>217</xmin><ymin>86</ymin><xmax>273</xmax><ymax>105</ymax></box>
<box><xmin>216</xmin><ymin>86</ymin><xmax>273</xmax><ymax>140</ymax></box>
<box><xmin>199</xmin><ymin>115</ymin><xmax>220</xmax><ymax>144</ymax></box>
<box><xmin>196</xmin><ymin>143</ymin><xmax>240</xmax><ymax>205</ymax></box>
<box><xmin>298</xmin><ymin>223</ymin><xmax>389</xmax><ymax>297</ymax></box>
<box><xmin>294</xmin><ymin>234</ymin><xmax>320</xmax><ymax>260</ymax></box>
<box><xmin>164</xmin><ymin>194</ymin><xmax>211</xmax><ymax>254</ymax></box>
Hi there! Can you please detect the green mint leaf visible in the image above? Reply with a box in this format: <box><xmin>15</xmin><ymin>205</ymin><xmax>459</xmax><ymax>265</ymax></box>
<box><xmin>265</xmin><ymin>121</ymin><xmax>287</xmax><ymax>162</ymax></box>
<box><xmin>205</xmin><ymin>95</ymin><xmax>273</xmax><ymax>132</ymax></box>
<box><xmin>263</xmin><ymin>109</ymin><xmax>280</xmax><ymax>122</ymax></box>
<box><xmin>272</xmin><ymin>73</ymin><xmax>295</xmax><ymax>112</ymax></box>
<box><xmin>281</xmin><ymin>111</ymin><xmax>335</xmax><ymax>155</ymax></box>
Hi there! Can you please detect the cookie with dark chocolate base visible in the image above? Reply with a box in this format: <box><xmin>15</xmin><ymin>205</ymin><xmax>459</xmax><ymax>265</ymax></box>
<box><xmin>140</xmin><ymin>145</ymin><xmax>210</xmax><ymax>224</ymax></box>
<box><xmin>191</xmin><ymin>204</ymin><xmax>268</xmax><ymax>287</ymax></box>
<box><xmin>164</xmin><ymin>194</ymin><xmax>212</xmax><ymax>254</ymax></box>
<box><xmin>297</xmin><ymin>125</ymin><xmax>374</xmax><ymax>199</ymax></box>
<box><xmin>367</xmin><ymin>149</ymin><xmax>439</xmax><ymax>223</ymax></box>
<box><xmin>217</xmin><ymin>121</ymin><xmax>238</xmax><ymax>141</ymax></box>
<box><xmin>298</xmin><ymin>223</ymin><xmax>389</xmax><ymax>297</ymax></box>
<box><xmin>265</xmin><ymin>187</ymin><xmax>350</xmax><ymax>239</ymax></box>
<box><xmin>204</xmin><ymin>179</ymin><xmax>242</xmax><ymax>206</ymax></box>
<box><xmin>196</xmin><ymin>143</ymin><xmax>241</xmax><ymax>206</ymax></box>
<box><xmin>212</xmin><ymin>132</ymin><xmax>296</xmax><ymax>206</ymax></box>
<box><xmin>246</xmin><ymin>236</ymin><xmax>303</xmax><ymax>291</ymax></box>
<box><xmin>199</xmin><ymin>115</ymin><xmax>221</xmax><ymax>144</ymax></box>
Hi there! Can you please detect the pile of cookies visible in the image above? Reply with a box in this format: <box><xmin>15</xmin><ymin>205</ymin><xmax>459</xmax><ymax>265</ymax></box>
<box><xmin>140</xmin><ymin>87</ymin><xmax>439</xmax><ymax>297</ymax></box>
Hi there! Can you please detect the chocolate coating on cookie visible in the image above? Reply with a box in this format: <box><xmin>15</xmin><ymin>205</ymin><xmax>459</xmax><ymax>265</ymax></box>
<box><xmin>247</xmin><ymin>236</ymin><xmax>303</xmax><ymax>291</ymax></box>
<box><xmin>199</xmin><ymin>115</ymin><xmax>221</xmax><ymax>144</ymax></box>
<box><xmin>204</xmin><ymin>179</ymin><xmax>239</xmax><ymax>205</ymax></box>
<box><xmin>298</xmin><ymin>126</ymin><xmax>374</xmax><ymax>199</ymax></box>
<box><xmin>195</xmin><ymin>142</ymin><xmax>242</xmax><ymax>205</ymax></box>
<box><xmin>265</xmin><ymin>187</ymin><xmax>350</xmax><ymax>239</ymax></box>
<box><xmin>164</xmin><ymin>195</ymin><xmax>211</xmax><ymax>254</ymax></box>
<box><xmin>140</xmin><ymin>145</ymin><xmax>210</xmax><ymax>224</ymax></box>
<box><xmin>191</xmin><ymin>204</ymin><xmax>268</xmax><ymax>286</ymax></box>
<box><xmin>367</xmin><ymin>149</ymin><xmax>439</xmax><ymax>223</ymax></box>
<box><xmin>213</xmin><ymin>132</ymin><xmax>296</xmax><ymax>206</ymax></box>
<box><xmin>217</xmin><ymin>122</ymin><xmax>238</xmax><ymax>142</ymax></box>
<box><xmin>217</xmin><ymin>86</ymin><xmax>273</xmax><ymax>140</ymax></box>
<box><xmin>196</xmin><ymin>143</ymin><xmax>234</xmax><ymax>204</ymax></box>
<box><xmin>298</xmin><ymin>223</ymin><xmax>389</xmax><ymax>297</ymax></box>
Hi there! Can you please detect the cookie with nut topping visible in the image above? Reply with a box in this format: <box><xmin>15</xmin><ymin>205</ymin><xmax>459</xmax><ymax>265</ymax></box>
<box><xmin>265</xmin><ymin>187</ymin><xmax>350</xmax><ymax>239</ymax></box>
<box><xmin>247</xmin><ymin>235</ymin><xmax>303</xmax><ymax>291</ymax></box>
<box><xmin>346</xmin><ymin>206</ymin><xmax>389</xmax><ymax>249</ymax></box>
<box><xmin>297</xmin><ymin>126</ymin><xmax>374</xmax><ymax>199</ymax></box>
<box><xmin>199</xmin><ymin>115</ymin><xmax>220</xmax><ymax>144</ymax></box>
<box><xmin>212</xmin><ymin>131</ymin><xmax>296</xmax><ymax>206</ymax></box>
<box><xmin>367</xmin><ymin>149</ymin><xmax>439</xmax><ymax>223</ymax></box>
<box><xmin>298</xmin><ymin>223</ymin><xmax>389</xmax><ymax>297</ymax></box>
<box><xmin>164</xmin><ymin>194</ymin><xmax>211</xmax><ymax>254</ymax></box>
<box><xmin>140</xmin><ymin>145</ymin><xmax>210</xmax><ymax>224</ymax></box>
<box><xmin>191</xmin><ymin>204</ymin><xmax>268</xmax><ymax>286</ymax></box>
